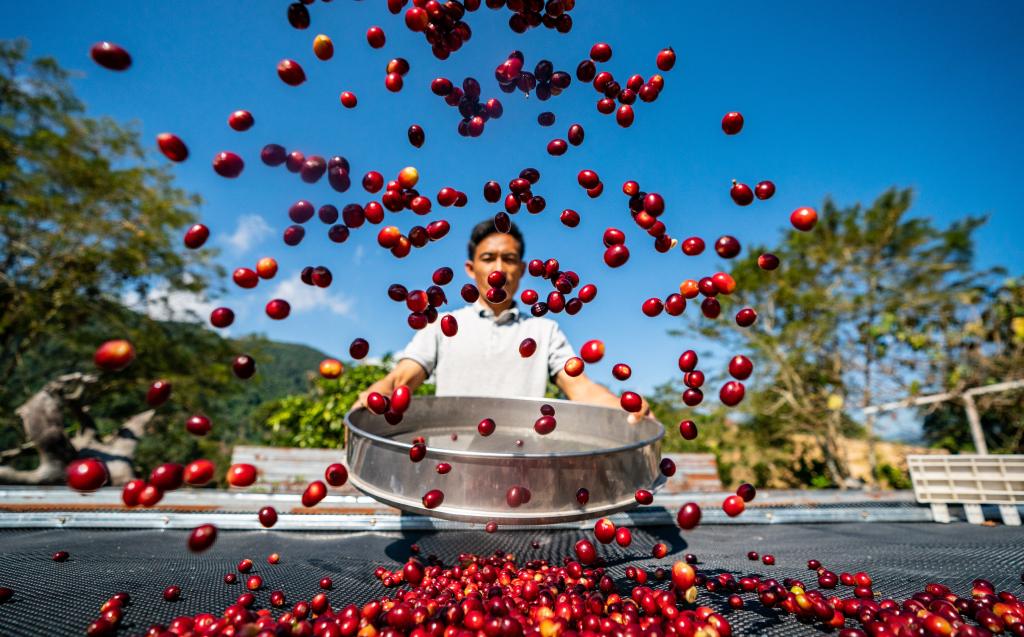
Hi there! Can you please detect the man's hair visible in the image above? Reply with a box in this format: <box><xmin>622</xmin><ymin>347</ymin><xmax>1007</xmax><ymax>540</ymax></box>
<box><xmin>467</xmin><ymin>218</ymin><xmax>525</xmax><ymax>260</ymax></box>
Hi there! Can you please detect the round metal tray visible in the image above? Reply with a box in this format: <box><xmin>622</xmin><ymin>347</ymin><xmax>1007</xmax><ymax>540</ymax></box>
<box><xmin>345</xmin><ymin>395</ymin><xmax>665</xmax><ymax>525</ymax></box>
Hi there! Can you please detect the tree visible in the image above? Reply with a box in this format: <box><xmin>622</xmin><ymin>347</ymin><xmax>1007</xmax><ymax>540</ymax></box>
<box><xmin>0</xmin><ymin>39</ymin><xmax>220</xmax><ymax>406</ymax></box>
<box><xmin>693</xmin><ymin>188</ymin><xmax>994</xmax><ymax>486</ymax></box>
<box><xmin>922</xmin><ymin>278</ymin><xmax>1024</xmax><ymax>453</ymax></box>
<box><xmin>0</xmin><ymin>39</ymin><xmax>230</xmax><ymax>483</ymax></box>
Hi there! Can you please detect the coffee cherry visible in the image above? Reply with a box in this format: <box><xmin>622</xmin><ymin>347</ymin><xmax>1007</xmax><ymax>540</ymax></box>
<box><xmin>722</xmin><ymin>495</ymin><xmax>745</xmax><ymax>517</ymax></box>
<box><xmin>737</xmin><ymin>483</ymin><xmax>757</xmax><ymax>502</ymax></box>
<box><xmin>755</xmin><ymin>180</ymin><xmax>775</xmax><ymax>200</ymax></box>
<box><xmin>679</xmin><ymin>420</ymin><xmax>698</xmax><ymax>440</ymax></box>
<box><xmin>719</xmin><ymin>381</ymin><xmax>746</xmax><ymax>406</ymax></box>
<box><xmin>791</xmin><ymin>206</ymin><xmax>818</xmax><ymax>231</ymax></box>
<box><xmin>721</xmin><ymin>112</ymin><xmax>743</xmax><ymax>135</ymax></box>
<box><xmin>676</xmin><ymin>502</ymin><xmax>702</xmax><ymax>529</ymax></box>
<box><xmin>730</xmin><ymin>180</ymin><xmax>753</xmax><ymax>206</ymax></box>
<box><xmin>620</xmin><ymin>392</ymin><xmax>643</xmax><ymax>412</ymax></box>
<box><xmin>729</xmin><ymin>355</ymin><xmax>753</xmax><ymax>380</ymax></box>
<box><xmin>758</xmin><ymin>253</ymin><xmax>780</xmax><ymax>270</ymax></box>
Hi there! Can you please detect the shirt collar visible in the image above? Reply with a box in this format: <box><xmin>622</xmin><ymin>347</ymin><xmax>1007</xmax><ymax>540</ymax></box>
<box><xmin>473</xmin><ymin>301</ymin><xmax>521</xmax><ymax>325</ymax></box>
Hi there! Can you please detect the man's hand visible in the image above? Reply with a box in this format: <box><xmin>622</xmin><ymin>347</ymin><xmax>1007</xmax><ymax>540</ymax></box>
<box><xmin>626</xmin><ymin>394</ymin><xmax>654</xmax><ymax>426</ymax></box>
<box><xmin>353</xmin><ymin>378</ymin><xmax>394</xmax><ymax>412</ymax></box>
<box><xmin>556</xmin><ymin>369</ymin><xmax>656</xmax><ymax>425</ymax></box>
<box><xmin>351</xmin><ymin>360</ymin><xmax>429</xmax><ymax>412</ymax></box>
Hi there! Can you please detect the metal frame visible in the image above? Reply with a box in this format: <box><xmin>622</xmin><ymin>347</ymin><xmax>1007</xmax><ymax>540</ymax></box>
<box><xmin>863</xmin><ymin>379</ymin><xmax>1024</xmax><ymax>455</ymax></box>
<box><xmin>0</xmin><ymin>487</ymin><xmax>939</xmax><ymax>529</ymax></box>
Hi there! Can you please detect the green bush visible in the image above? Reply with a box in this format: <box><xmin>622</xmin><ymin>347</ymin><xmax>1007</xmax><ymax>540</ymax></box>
<box><xmin>257</xmin><ymin>360</ymin><xmax>434</xmax><ymax>449</ymax></box>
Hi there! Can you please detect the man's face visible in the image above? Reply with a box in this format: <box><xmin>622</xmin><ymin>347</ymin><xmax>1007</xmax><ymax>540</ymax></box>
<box><xmin>465</xmin><ymin>233</ymin><xmax>525</xmax><ymax>303</ymax></box>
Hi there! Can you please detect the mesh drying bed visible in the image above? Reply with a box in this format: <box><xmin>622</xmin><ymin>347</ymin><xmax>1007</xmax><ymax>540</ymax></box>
<box><xmin>0</xmin><ymin>523</ymin><xmax>1022</xmax><ymax>636</ymax></box>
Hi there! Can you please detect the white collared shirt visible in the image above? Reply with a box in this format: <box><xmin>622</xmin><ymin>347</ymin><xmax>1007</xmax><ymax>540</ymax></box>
<box><xmin>398</xmin><ymin>302</ymin><xmax>577</xmax><ymax>398</ymax></box>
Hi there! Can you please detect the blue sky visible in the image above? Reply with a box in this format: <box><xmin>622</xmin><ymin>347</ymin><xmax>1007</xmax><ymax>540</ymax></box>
<box><xmin>6</xmin><ymin>2</ymin><xmax>1024</xmax><ymax>426</ymax></box>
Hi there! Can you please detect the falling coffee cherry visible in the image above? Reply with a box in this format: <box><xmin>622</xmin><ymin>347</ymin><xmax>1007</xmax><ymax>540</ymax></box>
<box><xmin>758</xmin><ymin>253</ymin><xmax>780</xmax><ymax>270</ymax></box>
<box><xmin>184</xmin><ymin>460</ymin><xmax>214</xmax><ymax>486</ymax></box>
<box><xmin>324</xmin><ymin>463</ymin><xmax>348</xmax><ymax>487</ymax></box>
<box><xmin>185</xmin><ymin>414</ymin><xmax>212</xmax><ymax>436</ymax></box>
<box><xmin>574</xmin><ymin>539</ymin><xmax>597</xmax><ymax>565</ymax></box>
<box><xmin>722</xmin><ymin>495</ymin><xmax>745</xmax><ymax>517</ymax></box>
<box><xmin>580</xmin><ymin>340</ymin><xmax>605</xmax><ymax>363</ymax></box>
<box><xmin>791</xmin><ymin>206</ymin><xmax>818</xmax><ymax>231</ymax></box>
<box><xmin>210</xmin><ymin>307</ymin><xmax>234</xmax><ymax>329</ymax></box>
<box><xmin>258</xmin><ymin>506</ymin><xmax>278</xmax><ymax>528</ymax></box>
<box><xmin>94</xmin><ymin>339</ymin><xmax>135</xmax><ymax>372</ymax></box>
<box><xmin>313</xmin><ymin>34</ymin><xmax>333</xmax><ymax>60</ymax></box>
<box><xmin>183</xmin><ymin>224</ymin><xmax>208</xmax><ymax>249</ymax></box>
<box><xmin>349</xmin><ymin>338</ymin><xmax>369</xmax><ymax>360</ymax></box>
<box><xmin>719</xmin><ymin>381</ymin><xmax>746</xmax><ymax>406</ymax></box>
<box><xmin>721</xmin><ymin>111</ymin><xmax>744</xmax><ymax>135</ymax></box>
<box><xmin>679</xmin><ymin>420</ymin><xmax>698</xmax><ymax>440</ymax></box>
<box><xmin>676</xmin><ymin>502</ymin><xmax>702</xmax><ymax>529</ymax></box>
<box><xmin>286</xmin><ymin>2</ymin><xmax>310</xmax><ymax>29</ymax></box>
<box><xmin>265</xmin><ymin>299</ymin><xmax>291</xmax><ymax>320</ymax></box>
<box><xmin>302</xmin><ymin>481</ymin><xmax>327</xmax><ymax>507</ymax></box>
<box><xmin>715</xmin><ymin>235</ymin><xmax>741</xmax><ymax>259</ymax></box>
<box><xmin>319</xmin><ymin>358</ymin><xmax>343</xmax><ymax>379</ymax></box>
<box><xmin>534</xmin><ymin>416</ymin><xmax>556</xmax><ymax>435</ymax></box>
<box><xmin>407</xmin><ymin>125</ymin><xmax>425</xmax><ymax>148</ymax></box>
<box><xmin>187</xmin><ymin>524</ymin><xmax>218</xmax><ymax>552</ymax></box>
<box><xmin>157</xmin><ymin>133</ymin><xmax>189</xmax><ymax>162</ymax></box>
<box><xmin>422</xmin><ymin>489</ymin><xmax>444</xmax><ymax>509</ymax></box>
<box><xmin>729</xmin><ymin>355</ymin><xmax>753</xmax><ymax>380</ymax></box>
<box><xmin>735</xmin><ymin>307</ymin><xmax>758</xmax><ymax>327</ymax></box>
<box><xmin>366</xmin><ymin>26</ymin><xmax>386</xmax><ymax>48</ymax></box>
<box><xmin>590</xmin><ymin>42</ymin><xmax>612</xmax><ymax>63</ymax></box>
<box><xmin>730</xmin><ymin>180</ymin><xmax>753</xmax><ymax>206</ymax></box>
<box><xmin>261</xmin><ymin>144</ymin><xmax>286</xmax><ymax>166</ymax></box>
<box><xmin>232</xmin><ymin>355</ymin><xmax>256</xmax><ymax>379</ymax></box>
<box><xmin>277</xmin><ymin>59</ymin><xmax>306</xmax><ymax>86</ymax></box>
<box><xmin>146</xmin><ymin>380</ymin><xmax>172</xmax><ymax>407</ymax></box>
<box><xmin>737</xmin><ymin>482</ymin><xmax>757</xmax><ymax>502</ymax></box>
<box><xmin>656</xmin><ymin>47</ymin><xmax>676</xmax><ymax>72</ymax></box>
<box><xmin>616</xmin><ymin>105</ymin><xmax>635</xmax><ymax>128</ymax></box>
<box><xmin>755</xmin><ymin>180</ymin><xmax>776</xmax><ymax>200</ymax></box>
<box><xmin>339</xmin><ymin>92</ymin><xmax>357</xmax><ymax>109</ymax></box>
<box><xmin>233</xmin><ymin>267</ymin><xmax>259</xmax><ymax>288</ymax></box>
<box><xmin>212</xmin><ymin>152</ymin><xmax>244</xmax><ymax>178</ymax></box>
<box><xmin>66</xmin><ymin>458</ymin><xmax>109</xmax><ymax>492</ymax></box>
<box><xmin>90</xmin><ymin>42</ymin><xmax>132</xmax><ymax>71</ymax></box>
<box><xmin>227</xmin><ymin>110</ymin><xmax>254</xmax><ymax>132</ymax></box>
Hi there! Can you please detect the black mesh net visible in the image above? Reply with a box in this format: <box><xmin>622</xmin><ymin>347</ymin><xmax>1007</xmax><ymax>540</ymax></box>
<box><xmin>0</xmin><ymin>522</ymin><xmax>1022</xmax><ymax>636</ymax></box>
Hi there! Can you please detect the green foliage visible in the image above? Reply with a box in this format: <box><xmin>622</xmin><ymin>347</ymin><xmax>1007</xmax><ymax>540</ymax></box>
<box><xmin>874</xmin><ymin>463</ymin><xmax>912</xmax><ymax>490</ymax></box>
<box><xmin>922</xmin><ymin>278</ymin><xmax>1024</xmax><ymax>453</ymax></box>
<box><xmin>258</xmin><ymin>359</ymin><xmax>435</xmax><ymax>449</ymax></box>
<box><xmin>0</xmin><ymin>39</ymin><xmax>220</xmax><ymax>412</ymax></box>
<box><xmin>0</xmin><ymin>39</ymin><xmax>247</xmax><ymax>480</ymax></box>
<box><xmin>0</xmin><ymin>295</ymin><xmax>333</xmax><ymax>478</ymax></box>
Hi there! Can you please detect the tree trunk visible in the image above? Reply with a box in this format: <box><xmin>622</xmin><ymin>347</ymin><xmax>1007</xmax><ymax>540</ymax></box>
<box><xmin>0</xmin><ymin>372</ymin><xmax>152</xmax><ymax>485</ymax></box>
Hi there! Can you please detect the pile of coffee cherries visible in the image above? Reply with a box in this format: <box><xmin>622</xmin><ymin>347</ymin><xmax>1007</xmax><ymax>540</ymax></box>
<box><xmin>28</xmin><ymin>544</ymin><xmax>1022</xmax><ymax>637</ymax></box>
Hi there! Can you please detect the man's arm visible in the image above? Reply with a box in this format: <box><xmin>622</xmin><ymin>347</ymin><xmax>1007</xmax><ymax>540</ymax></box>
<box><xmin>353</xmin><ymin>359</ymin><xmax>429</xmax><ymax>410</ymax></box>
<box><xmin>554</xmin><ymin>370</ymin><xmax>653</xmax><ymax>425</ymax></box>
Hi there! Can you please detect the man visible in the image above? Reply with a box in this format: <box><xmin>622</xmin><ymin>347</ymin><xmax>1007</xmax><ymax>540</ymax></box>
<box><xmin>356</xmin><ymin>218</ymin><xmax>652</xmax><ymax>424</ymax></box>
